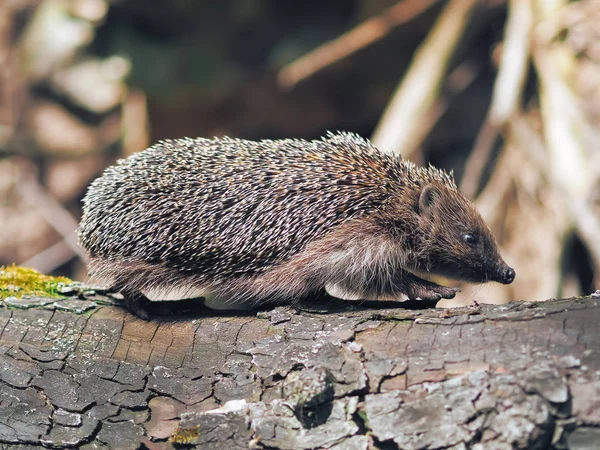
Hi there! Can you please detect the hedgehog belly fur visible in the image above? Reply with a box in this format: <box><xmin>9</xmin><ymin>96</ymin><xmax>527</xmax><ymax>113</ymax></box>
<box><xmin>143</xmin><ymin>285</ymin><xmax>255</xmax><ymax>310</ymax></box>
<box><xmin>141</xmin><ymin>285</ymin><xmax>210</xmax><ymax>302</ymax></box>
<box><xmin>203</xmin><ymin>293</ymin><xmax>256</xmax><ymax>310</ymax></box>
<box><xmin>325</xmin><ymin>282</ymin><xmax>409</xmax><ymax>302</ymax></box>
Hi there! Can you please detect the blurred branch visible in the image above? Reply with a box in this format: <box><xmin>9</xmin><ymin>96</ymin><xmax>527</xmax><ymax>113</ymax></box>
<box><xmin>489</xmin><ymin>0</ymin><xmax>532</xmax><ymax>125</ymax></box>
<box><xmin>473</xmin><ymin>146</ymin><xmax>513</xmax><ymax>226</ymax></box>
<box><xmin>20</xmin><ymin>239</ymin><xmax>78</xmax><ymax>274</ymax></box>
<box><xmin>460</xmin><ymin>121</ymin><xmax>499</xmax><ymax>198</ymax></box>
<box><xmin>460</xmin><ymin>0</ymin><xmax>532</xmax><ymax>198</ymax></box>
<box><xmin>533</xmin><ymin>0</ymin><xmax>600</xmax><ymax>273</ymax></box>
<box><xmin>277</xmin><ymin>0</ymin><xmax>440</xmax><ymax>89</ymax></box>
<box><xmin>122</xmin><ymin>88</ymin><xmax>150</xmax><ymax>156</ymax></box>
<box><xmin>371</xmin><ymin>0</ymin><xmax>478</xmax><ymax>157</ymax></box>
<box><xmin>509</xmin><ymin>112</ymin><xmax>548</xmax><ymax>171</ymax></box>
<box><xmin>0</xmin><ymin>1</ymin><xmax>25</xmax><ymax>149</ymax></box>
<box><xmin>574</xmin><ymin>202</ymin><xmax>600</xmax><ymax>272</ymax></box>
<box><xmin>533</xmin><ymin>7</ymin><xmax>589</xmax><ymax>198</ymax></box>
<box><xmin>16</xmin><ymin>165</ymin><xmax>85</xmax><ymax>263</ymax></box>
<box><xmin>410</xmin><ymin>59</ymin><xmax>483</xmax><ymax>161</ymax></box>
<box><xmin>536</xmin><ymin>7</ymin><xmax>600</xmax><ymax>278</ymax></box>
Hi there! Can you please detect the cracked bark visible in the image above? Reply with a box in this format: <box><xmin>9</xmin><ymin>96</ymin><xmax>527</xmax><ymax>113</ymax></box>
<box><xmin>0</xmin><ymin>291</ymin><xmax>598</xmax><ymax>449</ymax></box>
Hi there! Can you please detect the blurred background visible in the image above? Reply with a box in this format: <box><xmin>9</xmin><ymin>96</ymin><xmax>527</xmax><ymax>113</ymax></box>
<box><xmin>1</xmin><ymin>0</ymin><xmax>599</xmax><ymax>305</ymax></box>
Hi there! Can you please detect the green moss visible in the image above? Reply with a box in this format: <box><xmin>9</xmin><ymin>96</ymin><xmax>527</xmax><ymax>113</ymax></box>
<box><xmin>357</xmin><ymin>409</ymin><xmax>370</xmax><ymax>428</ymax></box>
<box><xmin>0</xmin><ymin>265</ymin><xmax>72</xmax><ymax>299</ymax></box>
<box><xmin>170</xmin><ymin>425</ymin><xmax>201</xmax><ymax>444</ymax></box>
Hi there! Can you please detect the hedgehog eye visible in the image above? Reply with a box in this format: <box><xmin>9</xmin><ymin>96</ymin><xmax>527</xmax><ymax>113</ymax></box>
<box><xmin>463</xmin><ymin>233</ymin><xmax>477</xmax><ymax>246</ymax></box>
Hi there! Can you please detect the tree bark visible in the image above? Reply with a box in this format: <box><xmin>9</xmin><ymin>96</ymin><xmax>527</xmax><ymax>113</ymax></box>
<box><xmin>0</xmin><ymin>291</ymin><xmax>598</xmax><ymax>449</ymax></box>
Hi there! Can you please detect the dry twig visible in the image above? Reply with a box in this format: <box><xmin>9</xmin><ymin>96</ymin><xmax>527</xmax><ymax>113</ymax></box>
<box><xmin>533</xmin><ymin>0</ymin><xmax>600</xmax><ymax>271</ymax></box>
<box><xmin>409</xmin><ymin>59</ymin><xmax>483</xmax><ymax>162</ymax></box>
<box><xmin>16</xmin><ymin>166</ymin><xmax>85</xmax><ymax>267</ymax></box>
<box><xmin>277</xmin><ymin>0</ymin><xmax>440</xmax><ymax>89</ymax></box>
<box><xmin>460</xmin><ymin>0</ymin><xmax>533</xmax><ymax>198</ymax></box>
<box><xmin>371</xmin><ymin>0</ymin><xmax>478</xmax><ymax>157</ymax></box>
<box><xmin>20</xmin><ymin>238</ymin><xmax>79</xmax><ymax>274</ymax></box>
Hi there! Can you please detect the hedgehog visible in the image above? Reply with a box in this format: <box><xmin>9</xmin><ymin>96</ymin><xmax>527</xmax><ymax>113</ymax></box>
<box><xmin>78</xmin><ymin>132</ymin><xmax>515</xmax><ymax>319</ymax></box>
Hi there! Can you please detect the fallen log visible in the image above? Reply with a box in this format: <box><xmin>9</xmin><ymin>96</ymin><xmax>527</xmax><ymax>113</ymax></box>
<box><xmin>0</xmin><ymin>289</ymin><xmax>598</xmax><ymax>449</ymax></box>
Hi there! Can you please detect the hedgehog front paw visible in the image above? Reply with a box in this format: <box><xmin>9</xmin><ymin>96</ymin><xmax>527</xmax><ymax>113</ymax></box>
<box><xmin>406</xmin><ymin>281</ymin><xmax>459</xmax><ymax>301</ymax></box>
<box><xmin>432</xmin><ymin>285</ymin><xmax>460</xmax><ymax>299</ymax></box>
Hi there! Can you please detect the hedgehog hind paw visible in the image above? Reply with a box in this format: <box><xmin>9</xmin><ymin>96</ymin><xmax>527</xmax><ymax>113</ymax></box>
<box><xmin>121</xmin><ymin>290</ymin><xmax>152</xmax><ymax>320</ymax></box>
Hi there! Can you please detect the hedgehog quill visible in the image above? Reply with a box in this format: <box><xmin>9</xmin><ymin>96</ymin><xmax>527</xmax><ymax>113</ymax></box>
<box><xmin>78</xmin><ymin>132</ymin><xmax>515</xmax><ymax>319</ymax></box>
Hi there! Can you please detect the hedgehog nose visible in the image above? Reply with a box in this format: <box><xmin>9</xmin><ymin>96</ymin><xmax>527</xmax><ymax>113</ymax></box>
<box><xmin>500</xmin><ymin>267</ymin><xmax>515</xmax><ymax>284</ymax></box>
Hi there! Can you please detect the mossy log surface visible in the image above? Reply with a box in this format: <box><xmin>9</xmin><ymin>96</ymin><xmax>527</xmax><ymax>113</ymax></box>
<box><xmin>0</xmin><ymin>289</ymin><xmax>599</xmax><ymax>449</ymax></box>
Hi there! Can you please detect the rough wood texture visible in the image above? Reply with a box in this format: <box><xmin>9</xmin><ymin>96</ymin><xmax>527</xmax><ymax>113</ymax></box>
<box><xmin>0</xmin><ymin>291</ymin><xmax>599</xmax><ymax>449</ymax></box>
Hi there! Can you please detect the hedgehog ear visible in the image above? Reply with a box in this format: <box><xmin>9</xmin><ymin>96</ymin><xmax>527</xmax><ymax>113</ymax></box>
<box><xmin>418</xmin><ymin>184</ymin><xmax>439</xmax><ymax>215</ymax></box>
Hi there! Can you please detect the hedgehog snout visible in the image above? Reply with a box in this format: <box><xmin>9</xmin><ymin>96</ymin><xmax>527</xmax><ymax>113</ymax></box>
<box><xmin>495</xmin><ymin>265</ymin><xmax>516</xmax><ymax>285</ymax></box>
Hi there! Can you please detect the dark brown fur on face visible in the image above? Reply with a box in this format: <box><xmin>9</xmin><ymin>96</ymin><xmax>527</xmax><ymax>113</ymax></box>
<box><xmin>78</xmin><ymin>132</ymin><xmax>515</xmax><ymax>318</ymax></box>
<box><xmin>382</xmin><ymin>181</ymin><xmax>515</xmax><ymax>285</ymax></box>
